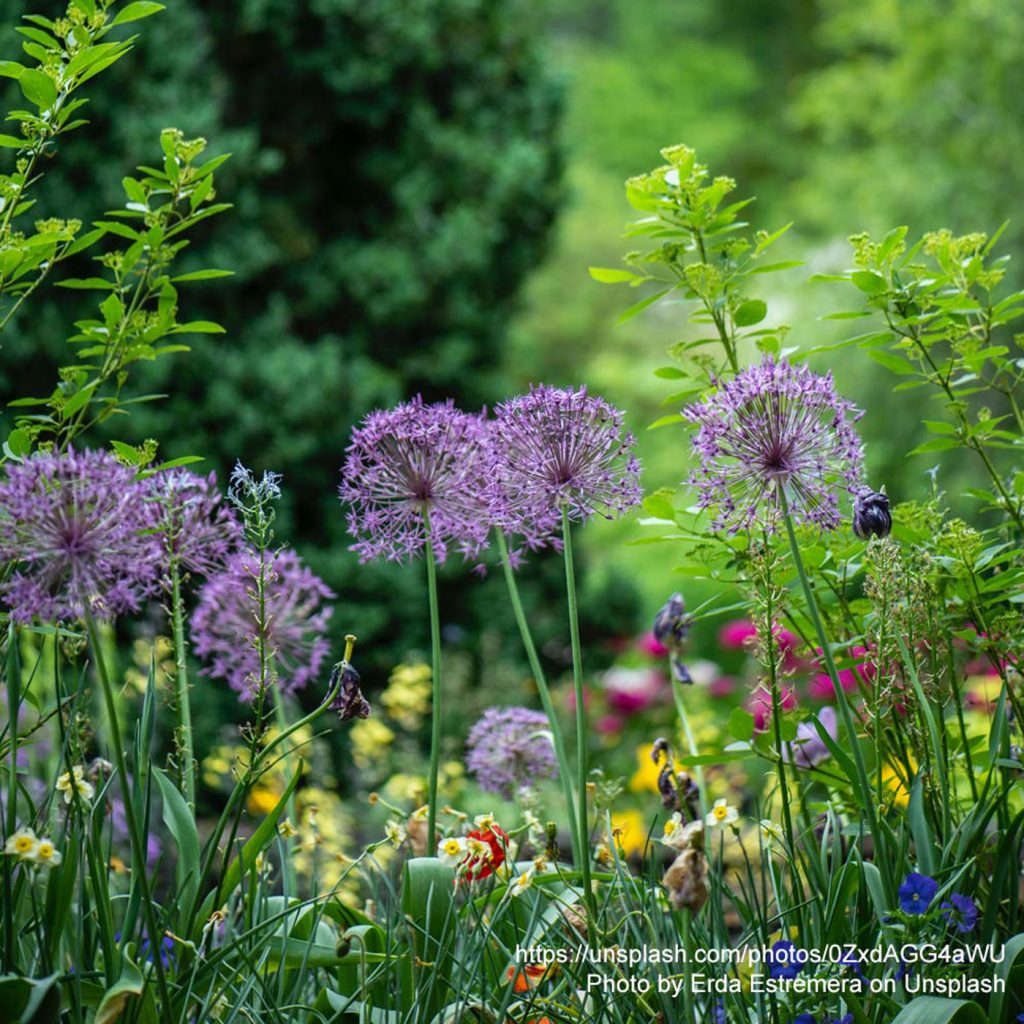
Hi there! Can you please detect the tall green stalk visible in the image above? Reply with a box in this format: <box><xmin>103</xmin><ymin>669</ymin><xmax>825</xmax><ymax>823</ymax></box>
<box><xmin>778</xmin><ymin>492</ymin><xmax>890</xmax><ymax>897</ymax></box>
<box><xmin>272</xmin><ymin>682</ymin><xmax>298</xmax><ymax>896</ymax></box>
<box><xmin>3</xmin><ymin>623</ymin><xmax>19</xmax><ymax>971</ymax></box>
<box><xmin>560</xmin><ymin>508</ymin><xmax>595</xmax><ymax>923</ymax></box>
<box><xmin>495</xmin><ymin>530</ymin><xmax>582</xmax><ymax>868</ymax></box>
<box><xmin>423</xmin><ymin>511</ymin><xmax>443</xmax><ymax>847</ymax></box>
<box><xmin>169</xmin><ymin>565</ymin><xmax>195</xmax><ymax>811</ymax></box>
<box><xmin>84</xmin><ymin>607</ymin><xmax>172</xmax><ymax>1011</ymax></box>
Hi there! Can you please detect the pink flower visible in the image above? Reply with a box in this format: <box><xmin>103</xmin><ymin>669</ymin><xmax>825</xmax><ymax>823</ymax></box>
<box><xmin>719</xmin><ymin>619</ymin><xmax>757</xmax><ymax>650</ymax></box>
<box><xmin>709</xmin><ymin>675</ymin><xmax>739</xmax><ymax>699</ymax></box>
<box><xmin>602</xmin><ymin>667</ymin><xmax>665</xmax><ymax>714</ymax></box>
<box><xmin>747</xmin><ymin>684</ymin><xmax>797</xmax><ymax>732</ymax></box>
<box><xmin>808</xmin><ymin>646</ymin><xmax>873</xmax><ymax>701</ymax></box>
<box><xmin>596</xmin><ymin>713</ymin><xmax>625</xmax><ymax>735</ymax></box>
<box><xmin>638</xmin><ymin>631</ymin><xmax>669</xmax><ymax>657</ymax></box>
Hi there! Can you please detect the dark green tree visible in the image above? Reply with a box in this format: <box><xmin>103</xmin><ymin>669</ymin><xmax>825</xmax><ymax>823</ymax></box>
<box><xmin>0</xmin><ymin>0</ymin><xmax>574</xmax><ymax>693</ymax></box>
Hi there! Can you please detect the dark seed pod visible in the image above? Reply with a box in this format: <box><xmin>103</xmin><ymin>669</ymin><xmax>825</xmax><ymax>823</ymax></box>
<box><xmin>653</xmin><ymin>592</ymin><xmax>689</xmax><ymax>649</ymax></box>
<box><xmin>853</xmin><ymin>488</ymin><xmax>892</xmax><ymax>540</ymax></box>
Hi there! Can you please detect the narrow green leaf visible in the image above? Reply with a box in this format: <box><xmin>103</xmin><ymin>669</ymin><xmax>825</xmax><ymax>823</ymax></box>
<box><xmin>110</xmin><ymin>1</ymin><xmax>165</xmax><ymax>26</ymax></box>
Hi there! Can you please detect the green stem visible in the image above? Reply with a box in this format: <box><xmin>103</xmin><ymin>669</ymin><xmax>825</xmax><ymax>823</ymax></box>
<box><xmin>560</xmin><ymin>508</ymin><xmax>596</xmax><ymax>928</ymax></box>
<box><xmin>778</xmin><ymin>493</ymin><xmax>889</xmax><ymax>897</ymax></box>
<box><xmin>84</xmin><ymin>607</ymin><xmax>172</xmax><ymax>1011</ymax></box>
<box><xmin>423</xmin><ymin>512</ymin><xmax>443</xmax><ymax>847</ymax></box>
<box><xmin>495</xmin><ymin>530</ymin><xmax>582</xmax><ymax>868</ymax></box>
<box><xmin>3</xmin><ymin>623</ymin><xmax>18</xmax><ymax>971</ymax></box>
<box><xmin>272</xmin><ymin>682</ymin><xmax>298</xmax><ymax>896</ymax></box>
<box><xmin>170</xmin><ymin>566</ymin><xmax>195</xmax><ymax>811</ymax></box>
<box><xmin>681</xmin><ymin>909</ymin><xmax>695</xmax><ymax>1024</ymax></box>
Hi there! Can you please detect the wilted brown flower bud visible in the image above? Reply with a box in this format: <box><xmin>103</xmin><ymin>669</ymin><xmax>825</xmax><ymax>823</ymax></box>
<box><xmin>662</xmin><ymin>820</ymin><xmax>708</xmax><ymax>915</ymax></box>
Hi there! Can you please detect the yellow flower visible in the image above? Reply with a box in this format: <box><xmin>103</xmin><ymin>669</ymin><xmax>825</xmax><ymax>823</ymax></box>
<box><xmin>56</xmin><ymin>765</ymin><xmax>95</xmax><ymax>806</ymax></box>
<box><xmin>381</xmin><ymin>663</ymin><xmax>432</xmax><ymax>729</ymax></box>
<box><xmin>880</xmin><ymin>759</ymin><xmax>915</xmax><ymax>810</ymax></box>
<box><xmin>628</xmin><ymin>744</ymin><xmax>663</xmax><ymax>794</ymax></box>
<box><xmin>350</xmin><ymin>718</ymin><xmax>395</xmax><ymax>769</ymax></box>
<box><xmin>4</xmin><ymin>827</ymin><xmax>39</xmax><ymax>861</ymax></box>
<box><xmin>609</xmin><ymin>808</ymin><xmax>650</xmax><ymax>857</ymax></box>
<box><xmin>385</xmin><ymin>820</ymin><xmax>407</xmax><ymax>847</ymax></box>
<box><xmin>247</xmin><ymin>782</ymin><xmax>282</xmax><ymax>816</ymax></box>
<box><xmin>383</xmin><ymin>773</ymin><xmax>426</xmax><ymax>803</ymax></box>
<box><xmin>279</xmin><ymin>818</ymin><xmax>298</xmax><ymax>839</ymax></box>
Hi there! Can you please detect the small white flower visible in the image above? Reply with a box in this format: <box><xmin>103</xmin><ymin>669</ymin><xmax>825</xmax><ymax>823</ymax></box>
<box><xmin>760</xmin><ymin>819</ymin><xmax>783</xmax><ymax>845</ymax></box>
<box><xmin>56</xmin><ymin>765</ymin><xmax>95</xmax><ymax>806</ymax></box>
<box><xmin>437</xmin><ymin>836</ymin><xmax>467</xmax><ymax>867</ymax></box>
<box><xmin>29</xmin><ymin>837</ymin><xmax>62</xmax><ymax>868</ymax></box>
<box><xmin>660</xmin><ymin>812</ymin><xmax>685</xmax><ymax>848</ymax></box>
<box><xmin>510</xmin><ymin>868</ymin><xmax>534</xmax><ymax>897</ymax></box>
<box><xmin>411</xmin><ymin>805</ymin><xmax>429</xmax><ymax>821</ymax></box>
<box><xmin>4</xmin><ymin>827</ymin><xmax>39</xmax><ymax>861</ymax></box>
<box><xmin>473</xmin><ymin>812</ymin><xmax>496</xmax><ymax>830</ymax></box>
<box><xmin>705</xmin><ymin>798</ymin><xmax>739</xmax><ymax>829</ymax></box>
<box><xmin>385</xmin><ymin>820</ymin><xmax>407</xmax><ymax>847</ymax></box>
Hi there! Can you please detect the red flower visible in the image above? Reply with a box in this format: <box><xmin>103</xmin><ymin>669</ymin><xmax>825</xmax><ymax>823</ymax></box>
<box><xmin>463</xmin><ymin>824</ymin><xmax>508</xmax><ymax>880</ymax></box>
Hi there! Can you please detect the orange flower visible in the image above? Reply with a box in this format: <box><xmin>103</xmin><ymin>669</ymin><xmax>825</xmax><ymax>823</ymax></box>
<box><xmin>505</xmin><ymin>963</ymin><xmax>548</xmax><ymax>992</ymax></box>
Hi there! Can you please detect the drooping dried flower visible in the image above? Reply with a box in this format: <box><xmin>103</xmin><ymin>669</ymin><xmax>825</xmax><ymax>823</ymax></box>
<box><xmin>465</xmin><ymin>706</ymin><xmax>558</xmax><ymax>800</ymax></box>
<box><xmin>0</xmin><ymin>448</ymin><xmax>160</xmax><ymax>622</ymax></box>
<box><xmin>149</xmin><ymin>469</ymin><xmax>241</xmax><ymax>578</ymax></box>
<box><xmin>329</xmin><ymin>660</ymin><xmax>371</xmax><ymax>721</ymax></box>
<box><xmin>340</xmin><ymin>396</ymin><xmax>492</xmax><ymax>564</ymax></box>
<box><xmin>685</xmin><ymin>357</ymin><xmax>864</xmax><ymax>534</ymax></box>
<box><xmin>662</xmin><ymin>819</ymin><xmax>708</xmax><ymax>914</ymax></box>
<box><xmin>488</xmin><ymin>385</ymin><xmax>642</xmax><ymax>543</ymax></box>
<box><xmin>191</xmin><ymin>546</ymin><xmax>334</xmax><ymax>700</ymax></box>
<box><xmin>852</xmin><ymin>487</ymin><xmax>892</xmax><ymax>540</ymax></box>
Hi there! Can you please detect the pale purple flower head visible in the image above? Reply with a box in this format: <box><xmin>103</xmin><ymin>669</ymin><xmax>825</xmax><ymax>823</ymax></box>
<box><xmin>488</xmin><ymin>385</ymin><xmax>642</xmax><ymax>542</ymax></box>
<box><xmin>784</xmin><ymin>707</ymin><xmax>838</xmax><ymax>768</ymax></box>
<box><xmin>148</xmin><ymin>470</ymin><xmax>242</xmax><ymax>579</ymax></box>
<box><xmin>339</xmin><ymin>397</ymin><xmax>492</xmax><ymax>564</ymax></box>
<box><xmin>685</xmin><ymin>357</ymin><xmax>864</xmax><ymax>534</ymax></box>
<box><xmin>190</xmin><ymin>546</ymin><xmax>334</xmax><ymax>700</ymax></box>
<box><xmin>466</xmin><ymin>706</ymin><xmax>558</xmax><ymax>799</ymax></box>
<box><xmin>0</xmin><ymin>448</ymin><xmax>161</xmax><ymax>622</ymax></box>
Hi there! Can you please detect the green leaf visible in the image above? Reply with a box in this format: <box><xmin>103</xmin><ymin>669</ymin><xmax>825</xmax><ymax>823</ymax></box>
<box><xmin>401</xmin><ymin>858</ymin><xmax>456</xmax><ymax>1020</ymax></box>
<box><xmin>653</xmin><ymin>366</ymin><xmax>687</xmax><ymax>380</ymax></box>
<box><xmin>170</xmin><ymin>269</ymin><xmax>233</xmax><ymax>283</ymax></box>
<box><xmin>94</xmin><ymin>953</ymin><xmax>157</xmax><ymax>1024</ymax></box>
<box><xmin>154</xmin><ymin>770</ymin><xmax>200</xmax><ymax>927</ymax></box>
<box><xmin>987</xmin><ymin>931</ymin><xmax>1024</xmax><ymax>1024</ymax></box>
<box><xmin>850</xmin><ymin>269</ymin><xmax>887</xmax><ymax>294</ymax></box>
<box><xmin>616</xmin><ymin>287</ymin><xmax>670</xmax><ymax>325</ymax></box>
<box><xmin>588</xmin><ymin>266</ymin><xmax>643</xmax><ymax>284</ymax></box>
<box><xmin>110</xmin><ymin>1</ymin><xmax>165</xmax><ymax>26</ymax></box>
<box><xmin>0</xmin><ymin>973</ymin><xmax>61</xmax><ymax>1024</ymax></box>
<box><xmin>170</xmin><ymin>321</ymin><xmax>225</xmax><ymax>334</ymax></box>
<box><xmin>734</xmin><ymin>298</ymin><xmax>767</xmax><ymax>326</ymax></box>
<box><xmin>61</xmin><ymin>382</ymin><xmax>97</xmax><ymax>420</ymax></box>
<box><xmin>727</xmin><ymin>707</ymin><xmax>755</xmax><ymax>742</ymax></box>
<box><xmin>57</xmin><ymin>278</ymin><xmax>116</xmax><ymax>290</ymax></box>
<box><xmin>648</xmin><ymin>413</ymin><xmax>686</xmax><ymax>430</ymax></box>
<box><xmin>18</xmin><ymin>69</ymin><xmax>57</xmax><ymax>109</ymax></box>
<box><xmin>889</xmin><ymin>998</ymin><xmax>985</xmax><ymax>1023</ymax></box>
<box><xmin>868</xmin><ymin>349</ymin><xmax>918</xmax><ymax>376</ymax></box>
<box><xmin>4</xmin><ymin>428</ymin><xmax>31</xmax><ymax>459</ymax></box>
<box><xmin>0</xmin><ymin>134</ymin><xmax>23</xmax><ymax>149</ymax></box>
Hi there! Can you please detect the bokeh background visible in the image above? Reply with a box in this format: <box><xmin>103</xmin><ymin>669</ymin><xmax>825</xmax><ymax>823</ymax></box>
<box><xmin>1</xmin><ymin>0</ymin><xmax>1020</xmax><ymax>807</ymax></box>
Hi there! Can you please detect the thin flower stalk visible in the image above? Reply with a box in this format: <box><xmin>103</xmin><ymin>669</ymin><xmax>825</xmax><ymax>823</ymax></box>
<box><xmin>495</xmin><ymin>529</ymin><xmax>583</xmax><ymax>871</ymax></box>
<box><xmin>424</xmin><ymin>510</ymin><xmax>443</xmax><ymax>846</ymax></box>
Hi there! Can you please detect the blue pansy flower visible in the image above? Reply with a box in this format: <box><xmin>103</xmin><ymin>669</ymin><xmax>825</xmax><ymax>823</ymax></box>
<box><xmin>898</xmin><ymin>873</ymin><xmax>939</xmax><ymax>915</ymax></box>
<box><xmin>941</xmin><ymin>893</ymin><xmax>978</xmax><ymax>933</ymax></box>
<box><xmin>767</xmin><ymin>939</ymin><xmax>806</xmax><ymax>980</ymax></box>
<box><xmin>794</xmin><ymin>1016</ymin><xmax>817</xmax><ymax>1024</ymax></box>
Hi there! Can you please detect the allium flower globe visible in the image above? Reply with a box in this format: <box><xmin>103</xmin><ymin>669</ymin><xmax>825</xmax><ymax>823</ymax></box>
<box><xmin>0</xmin><ymin>449</ymin><xmax>160</xmax><ymax>622</ymax></box>
<box><xmin>340</xmin><ymin>397</ymin><xmax>492</xmax><ymax>563</ymax></box>
<box><xmin>191</xmin><ymin>547</ymin><xmax>334</xmax><ymax>700</ymax></box>
<box><xmin>489</xmin><ymin>385</ymin><xmax>642</xmax><ymax>540</ymax></box>
<box><xmin>465</xmin><ymin>706</ymin><xmax>558</xmax><ymax>800</ymax></box>
<box><xmin>149</xmin><ymin>469</ymin><xmax>241</xmax><ymax>578</ymax></box>
<box><xmin>685</xmin><ymin>357</ymin><xmax>864</xmax><ymax>533</ymax></box>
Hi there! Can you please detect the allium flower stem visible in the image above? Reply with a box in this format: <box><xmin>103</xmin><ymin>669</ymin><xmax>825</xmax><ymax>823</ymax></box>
<box><xmin>83</xmin><ymin>606</ymin><xmax>172</xmax><ymax>1010</ymax></box>
<box><xmin>170</xmin><ymin>565</ymin><xmax>195</xmax><ymax>811</ymax></box>
<box><xmin>2</xmin><ymin>624</ymin><xmax>18</xmax><ymax>971</ymax></box>
<box><xmin>271</xmin><ymin>680</ymin><xmax>298</xmax><ymax>897</ymax></box>
<box><xmin>560</xmin><ymin>508</ymin><xmax>596</xmax><ymax>928</ymax></box>
<box><xmin>495</xmin><ymin>529</ymin><xmax>583</xmax><ymax>869</ymax></box>
<box><xmin>779</xmin><ymin>490</ymin><xmax>893</xmax><ymax>902</ymax></box>
<box><xmin>424</xmin><ymin>511</ymin><xmax>443</xmax><ymax>846</ymax></box>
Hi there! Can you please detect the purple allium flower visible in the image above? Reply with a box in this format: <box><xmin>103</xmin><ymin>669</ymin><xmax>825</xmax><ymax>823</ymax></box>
<box><xmin>794</xmin><ymin>1016</ymin><xmax>816</xmax><ymax>1024</ymax></box>
<box><xmin>148</xmin><ymin>470</ymin><xmax>241</xmax><ymax>579</ymax></box>
<box><xmin>684</xmin><ymin>357</ymin><xmax>864</xmax><ymax>534</ymax></box>
<box><xmin>340</xmin><ymin>397</ymin><xmax>492</xmax><ymax>564</ymax></box>
<box><xmin>766</xmin><ymin>939</ymin><xmax>806</xmax><ymax>980</ymax></box>
<box><xmin>898</xmin><ymin>872</ymin><xmax>939</xmax><ymax>915</ymax></box>
<box><xmin>488</xmin><ymin>385</ymin><xmax>642</xmax><ymax>541</ymax></box>
<box><xmin>941</xmin><ymin>893</ymin><xmax>978</xmax><ymax>933</ymax></box>
<box><xmin>784</xmin><ymin>707</ymin><xmax>838</xmax><ymax>769</ymax></box>
<box><xmin>0</xmin><ymin>448</ymin><xmax>160</xmax><ymax>622</ymax></box>
<box><xmin>465</xmin><ymin>706</ymin><xmax>558</xmax><ymax>800</ymax></box>
<box><xmin>191</xmin><ymin>546</ymin><xmax>334</xmax><ymax>700</ymax></box>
